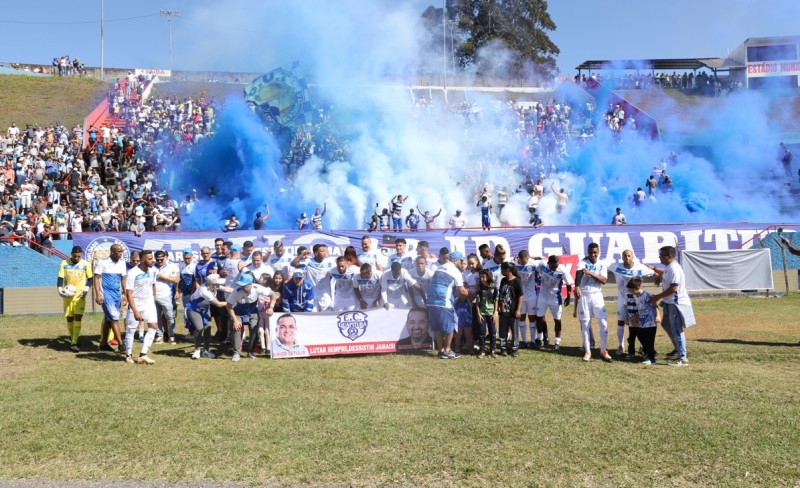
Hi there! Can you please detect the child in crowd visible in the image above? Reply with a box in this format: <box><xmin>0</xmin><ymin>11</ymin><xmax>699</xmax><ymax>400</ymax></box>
<box><xmin>625</xmin><ymin>276</ymin><xmax>660</xmax><ymax>365</ymax></box>
<box><xmin>476</xmin><ymin>269</ymin><xmax>498</xmax><ymax>358</ymax></box>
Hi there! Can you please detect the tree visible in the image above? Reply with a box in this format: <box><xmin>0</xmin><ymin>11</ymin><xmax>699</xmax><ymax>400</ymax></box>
<box><xmin>452</xmin><ymin>0</ymin><xmax>559</xmax><ymax>82</ymax></box>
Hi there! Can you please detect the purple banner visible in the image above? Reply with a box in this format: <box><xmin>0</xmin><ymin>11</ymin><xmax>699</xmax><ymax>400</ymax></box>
<box><xmin>72</xmin><ymin>223</ymin><xmax>799</xmax><ymax>268</ymax></box>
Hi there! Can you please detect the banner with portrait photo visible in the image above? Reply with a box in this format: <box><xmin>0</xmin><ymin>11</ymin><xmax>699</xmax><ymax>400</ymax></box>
<box><xmin>270</xmin><ymin>307</ymin><xmax>433</xmax><ymax>359</ymax></box>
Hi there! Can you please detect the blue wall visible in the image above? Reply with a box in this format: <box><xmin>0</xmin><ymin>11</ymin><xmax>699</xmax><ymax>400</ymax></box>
<box><xmin>0</xmin><ymin>247</ymin><xmax>62</xmax><ymax>288</ymax></box>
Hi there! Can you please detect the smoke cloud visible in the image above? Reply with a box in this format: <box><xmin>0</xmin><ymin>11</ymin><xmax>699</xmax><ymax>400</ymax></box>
<box><xmin>167</xmin><ymin>1</ymin><xmax>799</xmax><ymax>231</ymax></box>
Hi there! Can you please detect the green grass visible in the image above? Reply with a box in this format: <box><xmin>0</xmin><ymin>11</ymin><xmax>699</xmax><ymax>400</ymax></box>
<box><xmin>0</xmin><ymin>75</ymin><xmax>108</xmax><ymax>130</ymax></box>
<box><xmin>1</xmin><ymin>295</ymin><xmax>799</xmax><ymax>487</ymax></box>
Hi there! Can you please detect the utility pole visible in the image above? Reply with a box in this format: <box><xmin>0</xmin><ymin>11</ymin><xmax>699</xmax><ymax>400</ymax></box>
<box><xmin>442</xmin><ymin>0</ymin><xmax>447</xmax><ymax>90</ymax></box>
<box><xmin>100</xmin><ymin>0</ymin><xmax>104</xmax><ymax>80</ymax></box>
<box><xmin>160</xmin><ymin>9</ymin><xmax>180</xmax><ymax>72</ymax></box>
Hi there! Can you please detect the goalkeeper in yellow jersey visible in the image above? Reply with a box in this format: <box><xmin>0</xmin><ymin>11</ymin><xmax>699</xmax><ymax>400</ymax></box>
<box><xmin>56</xmin><ymin>246</ymin><xmax>93</xmax><ymax>352</ymax></box>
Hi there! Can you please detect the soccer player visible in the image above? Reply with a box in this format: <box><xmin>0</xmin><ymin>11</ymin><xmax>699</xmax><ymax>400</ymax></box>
<box><xmin>427</xmin><ymin>247</ymin><xmax>468</xmax><ymax>359</ymax></box>
<box><xmin>608</xmin><ymin>249</ymin><xmax>654</xmax><ymax>357</ymax></box>
<box><xmin>649</xmin><ymin>246</ymin><xmax>696</xmax><ymax>366</ymax></box>
<box><xmin>380</xmin><ymin>261</ymin><xmax>419</xmax><ymax>309</ymax></box>
<box><xmin>515</xmin><ymin>250</ymin><xmax>542</xmax><ymax>349</ymax></box>
<box><xmin>575</xmin><ymin>243</ymin><xmax>610</xmax><ymax>362</ymax></box>
<box><xmin>353</xmin><ymin>263</ymin><xmax>383</xmax><ymax>310</ymax></box>
<box><xmin>358</xmin><ymin>235</ymin><xmax>384</xmax><ymax>271</ymax></box>
<box><xmin>388</xmin><ymin>238</ymin><xmax>415</xmax><ymax>271</ymax></box>
<box><xmin>476</xmin><ymin>195</ymin><xmax>493</xmax><ymax>231</ymax></box>
<box><xmin>302</xmin><ymin>243</ymin><xmax>336</xmax><ymax>311</ymax></box>
<box><xmin>535</xmin><ymin>255</ymin><xmax>574</xmax><ymax>351</ymax></box>
<box><xmin>327</xmin><ymin>256</ymin><xmax>360</xmax><ymax>311</ymax></box>
<box><xmin>410</xmin><ymin>255</ymin><xmax>434</xmax><ymax>308</ymax></box>
<box><xmin>56</xmin><ymin>246</ymin><xmax>93</xmax><ymax>352</ymax></box>
<box><xmin>94</xmin><ymin>244</ymin><xmax>126</xmax><ymax>353</ymax></box>
<box><xmin>153</xmin><ymin>250</ymin><xmax>180</xmax><ymax>344</ymax></box>
<box><xmin>124</xmin><ymin>249</ymin><xmax>159</xmax><ymax>365</ymax></box>
<box><xmin>268</xmin><ymin>240</ymin><xmax>294</xmax><ymax>279</ymax></box>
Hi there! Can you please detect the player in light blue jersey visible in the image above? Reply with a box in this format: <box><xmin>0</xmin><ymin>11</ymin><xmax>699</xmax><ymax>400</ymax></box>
<box><xmin>94</xmin><ymin>244</ymin><xmax>126</xmax><ymax>353</ymax></box>
<box><xmin>427</xmin><ymin>247</ymin><xmax>468</xmax><ymax>359</ymax></box>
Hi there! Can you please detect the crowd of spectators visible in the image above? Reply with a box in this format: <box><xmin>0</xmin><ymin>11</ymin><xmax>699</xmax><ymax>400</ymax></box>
<box><xmin>52</xmin><ymin>55</ymin><xmax>85</xmax><ymax>77</ymax></box>
<box><xmin>575</xmin><ymin>71</ymin><xmax>743</xmax><ymax>97</ymax></box>
<box><xmin>0</xmin><ymin>74</ymin><xmax>221</xmax><ymax>251</ymax></box>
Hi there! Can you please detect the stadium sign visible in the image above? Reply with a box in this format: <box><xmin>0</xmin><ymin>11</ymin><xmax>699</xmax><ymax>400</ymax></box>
<box><xmin>134</xmin><ymin>68</ymin><xmax>172</xmax><ymax>77</ymax></box>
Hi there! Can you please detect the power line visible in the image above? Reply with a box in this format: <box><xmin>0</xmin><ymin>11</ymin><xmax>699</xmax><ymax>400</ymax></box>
<box><xmin>0</xmin><ymin>13</ymin><xmax>159</xmax><ymax>26</ymax></box>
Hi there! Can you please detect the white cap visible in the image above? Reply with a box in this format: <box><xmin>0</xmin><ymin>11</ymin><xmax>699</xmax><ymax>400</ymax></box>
<box><xmin>206</xmin><ymin>273</ymin><xmax>224</xmax><ymax>285</ymax></box>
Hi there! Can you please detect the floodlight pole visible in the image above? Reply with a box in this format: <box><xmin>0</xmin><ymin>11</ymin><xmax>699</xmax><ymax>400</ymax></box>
<box><xmin>100</xmin><ymin>0</ymin><xmax>104</xmax><ymax>80</ymax></box>
<box><xmin>160</xmin><ymin>9</ymin><xmax>180</xmax><ymax>72</ymax></box>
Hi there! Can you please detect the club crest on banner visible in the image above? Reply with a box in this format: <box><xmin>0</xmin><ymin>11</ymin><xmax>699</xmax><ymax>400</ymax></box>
<box><xmin>337</xmin><ymin>311</ymin><xmax>369</xmax><ymax>341</ymax></box>
<box><xmin>85</xmin><ymin>236</ymin><xmax>131</xmax><ymax>266</ymax></box>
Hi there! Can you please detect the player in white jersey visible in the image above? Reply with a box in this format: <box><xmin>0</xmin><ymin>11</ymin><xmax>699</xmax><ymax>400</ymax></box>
<box><xmin>380</xmin><ymin>261</ymin><xmax>420</xmax><ymax>309</ymax></box>
<box><xmin>515</xmin><ymin>250</ymin><xmax>543</xmax><ymax>349</ymax></box>
<box><xmin>268</xmin><ymin>240</ymin><xmax>295</xmax><ymax>279</ymax></box>
<box><xmin>535</xmin><ymin>255</ymin><xmax>574</xmax><ymax>351</ymax></box>
<box><xmin>353</xmin><ymin>263</ymin><xmax>383</xmax><ymax>309</ymax></box>
<box><xmin>575</xmin><ymin>243</ymin><xmax>610</xmax><ymax>362</ymax></box>
<box><xmin>124</xmin><ymin>250</ymin><xmax>159</xmax><ymax>365</ymax></box>
<box><xmin>154</xmin><ymin>250</ymin><xmax>180</xmax><ymax>344</ymax></box>
<box><xmin>94</xmin><ymin>244</ymin><xmax>126</xmax><ymax>352</ymax></box>
<box><xmin>410</xmin><ymin>255</ymin><xmax>434</xmax><ymax>308</ymax></box>
<box><xmin>608</xmin><ymin>249</ymin><xmax>654</xmax><ymax>358</ymax></box>
<box><xmin>358</xmin><ymin>235</ymin><xmax>384</xmax><ymax>271</ymax></box>
<box><xmin>388</xmin><ymin>237</ymin><xmax>415</xmax><ymax>271</ymax></box>
<box><xmin>302</xmin><ymin>243</ymin><xmax>336</xmax><ymax>311</ymax></box>
<box><xmin>240</xmin><ymin>250</ymin><xmax>274</xmax><ymax>285</ymax></box>
<box><xmin>482</xmin><ymin>244</ymin><xmax>509</xmax><ymax>284</ymax></box>
<box><xmin>327</xmin><ymin>256</ymin><xmax>360</xmax><ymax>311</ymax></box>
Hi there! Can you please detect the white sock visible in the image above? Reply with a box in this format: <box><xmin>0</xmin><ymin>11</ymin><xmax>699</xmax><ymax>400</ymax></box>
<box><xmin>580</xmin><ymin>321</ymin><xmax>591</xmax><ymax>351</ymax></box>
<box><xmin>599</xmin><ymin>319</ymin><xmax>609</xmax><ymax>351</ymax></box>
<box><xmin>517</xmin><ymin>320</ymin><xmax>527</xmax><ymax>342</ymax></box>
<box><xmin>529</xmin><ymin>323</ymin><xmax>537</xmax><ymax>341</ymax></box>
<box><xmin>141</xmin><ymin>328</ymin><xmax>156</xmax><ymax>355</ymax></box>
<box><xmin>554</xmin><ymin>337</ymin><xmax>561</xmax><ymax>345</ymax></box>
<box><xmin>617</xmin><ymin>325</ymin><xmax>625</xmax><ymax>348</ymax></box>
<box><xmin>537</xmin><ymin>332</ymin><xmax>544</xmax><ymax>341</ymax></box>
<box><xmin>125</xmin><ymin>327</ymin><xmax>136</xmax><ymax>355</ymax></box>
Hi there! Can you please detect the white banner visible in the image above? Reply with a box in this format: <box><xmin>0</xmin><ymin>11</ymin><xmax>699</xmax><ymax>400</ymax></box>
<box><xmin>134</xmin><ymin>68</ymin><xmax>172</xmax><ymax>77</ymax></box>
<box><xmin>682</xmin><ymin>249</ymin><xmax>773</xmax><ymax>291</ymax></box>
<box><xmin>269</xmin><ymin>307</ymin><xmax>433</xmax><ymax>359</ymax></box>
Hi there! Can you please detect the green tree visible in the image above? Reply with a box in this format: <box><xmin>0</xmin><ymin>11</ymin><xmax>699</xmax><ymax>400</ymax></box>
<box><xmin>452</xmin><ymin>0</ymin><xmax>559</xmax><ymax>81</ymax></box>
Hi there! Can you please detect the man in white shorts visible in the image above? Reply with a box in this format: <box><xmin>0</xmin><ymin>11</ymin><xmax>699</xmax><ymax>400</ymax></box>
<box><xmin>515</xmin><ymin>250</ymin><xmax>543</xmax><ymax>349</ymax></box>
<box><xmin>124</xmin><ymin>249</ymin><xmax>159</xmax><ymax>364</ymax></box>
<box><xmin>608</xmin><ymin>249</ymin><xmax>654</xmax><ymax>358</ymax></box>
<box><xmin>535</xmin><ymin>255</ymin><xmax>574</xmax><ymax>351</ymax></box>
<box><xmin>575</xmin><ymin>243</ymin><xmax>610</xmax><ymax>362</ymax></box>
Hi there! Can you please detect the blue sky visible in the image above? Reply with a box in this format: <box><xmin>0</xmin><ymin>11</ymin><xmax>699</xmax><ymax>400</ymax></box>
<box><xmin>0</xmin><ymin>0</ymin><xmax>798</xmax><ymax>76</ymax></box>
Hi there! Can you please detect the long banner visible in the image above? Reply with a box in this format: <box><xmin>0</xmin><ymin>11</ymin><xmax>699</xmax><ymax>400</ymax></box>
<box><xmin>270</xmin><ymin>308</ymin><xmax>432</xmax><ymax>359</ymax></box>
<box><xmin>73</xmin><ymin>222</ymin><xmax>799</xmax><ymax>268</ymax></box>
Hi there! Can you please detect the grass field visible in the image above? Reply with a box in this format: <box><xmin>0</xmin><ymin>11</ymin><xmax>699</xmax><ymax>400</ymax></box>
<box><xmin>0</xmin><ymin>75</ymin><xmax>108</xmax><ymax>130</ymax></box>
<box><xmin>1</xmin><ymin>295</ymin><xmax>799</xmax><ymax>487</ymax></box>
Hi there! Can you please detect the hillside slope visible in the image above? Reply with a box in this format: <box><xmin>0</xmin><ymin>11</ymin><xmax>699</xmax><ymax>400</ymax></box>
<box><xmin>0</xmin><ymin>75</ymin><xmax>108</xmax><ymax>130</ymax></box>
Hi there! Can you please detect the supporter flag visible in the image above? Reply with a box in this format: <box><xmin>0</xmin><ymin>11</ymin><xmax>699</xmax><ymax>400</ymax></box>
<box><xmin>244</xmin><ymin>61</ymin><xmax>313</xmax><ymax>128</ymax></box>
